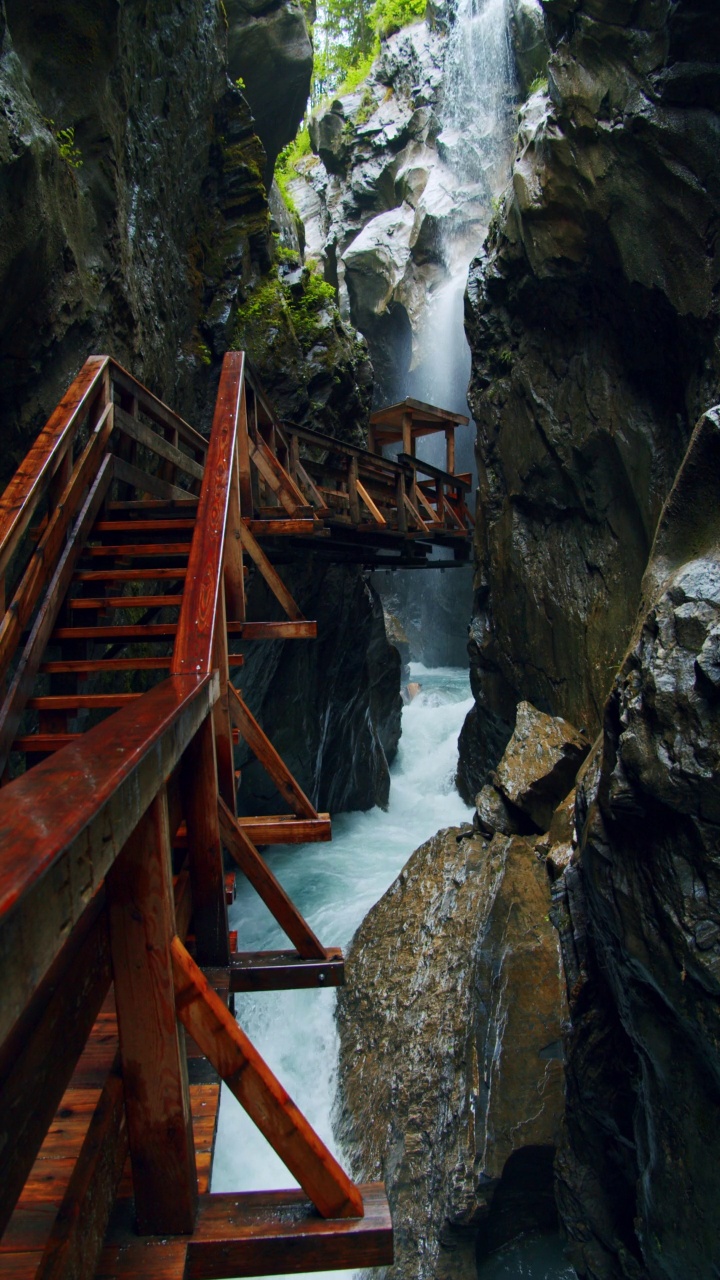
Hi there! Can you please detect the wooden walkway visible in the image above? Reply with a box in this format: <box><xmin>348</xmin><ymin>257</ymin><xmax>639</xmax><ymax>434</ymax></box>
<box><xmin>0</xmin><ymin>353</ymin><xmax>403</xmax><ymax>1280</ymax></box>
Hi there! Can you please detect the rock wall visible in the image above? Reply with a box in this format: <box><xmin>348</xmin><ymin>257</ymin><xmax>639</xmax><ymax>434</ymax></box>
<box><xmin>336</xmin><ymin>821</ymin><xmax>567</xmax><ymax>1279</ymax></box>
<box><xmin>553</xmin><ymin>405</ymin><xmax>720</xmax><ymax>1280</ymax></box>
<box><xmin>235</xmin><ymin>561</ymin><xmax>402</xmax><ymax>814</ymax></box>
<box><xmin>459</xmin><ymin>0</ymin><xmax>720</xmax><ymax>797</ymax></box>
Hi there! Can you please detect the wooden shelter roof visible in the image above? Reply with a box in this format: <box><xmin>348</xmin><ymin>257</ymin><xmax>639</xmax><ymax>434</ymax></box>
<box><xmin>368</xmin><ymin>397</ymin><xmax>469</xmax><ymax>444</ymax></box>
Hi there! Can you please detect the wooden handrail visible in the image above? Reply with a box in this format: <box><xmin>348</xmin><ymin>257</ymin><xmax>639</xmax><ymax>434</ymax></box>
<box><xmin>0</xmin><ymin>671</ymin><xmax>218</xmax><ymax>1044</ymax></box>
<box><xmin>172</xmin><ymin>352</ymin><xmax>245</xmax><ymax>676</ymax></box>
<box><xmin>0</xmin><ymin>355</ymin><xmax>108</xmax><ymax>580</ymax></box>
<box><xmin>396</xmin><ymin>452</ymin><xmax>472</xmax><ymax>492</ymax></box>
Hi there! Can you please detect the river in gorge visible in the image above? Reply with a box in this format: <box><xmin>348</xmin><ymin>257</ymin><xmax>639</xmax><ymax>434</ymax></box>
<box><xmin>212</xmin><ymin>666</ymin><xmax>578</xmax><ymax>1279</ymax></box>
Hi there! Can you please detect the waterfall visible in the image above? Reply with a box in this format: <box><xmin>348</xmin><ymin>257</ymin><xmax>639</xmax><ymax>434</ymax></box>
<box><xmin>212</xmin><ymin>668</ymin><xmax>475</xmax><ymax>1278</ymax></box>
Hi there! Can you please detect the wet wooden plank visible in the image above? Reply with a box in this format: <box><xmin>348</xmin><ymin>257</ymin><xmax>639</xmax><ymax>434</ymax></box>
<box><xmin>51</xmin><ymin>623</ymin><xmax>179</xmax><ymax>641</ymax></box>
<box><xmin>244</xmin><ymin>519</ymin><xmax>318</xmax><ymax>536</ymax></box>
<box><xmin>73</xmin><ymin>567</ymin><xmax>188</xmax><ymax>582</ymax></box>
<box><xmin>68</xmin><ymin>594</ymin><xmax>182</xmax><ymax>610</ymax></box>
<box><xmin>171</xmin><ymin>937</ymin><xmax>364</xmax><ymax>1220</ymax></box>
<box><xmin>356</xmin><ymin>481</ymin><xmax>387</xmax><ymax>526</ymax></box>
<box><xmin>0</xmin><ymin>673</ymin><xmax>217</xmax><ymax>1047</ymax></box>
<box><xmin>110</xmin><ymin>363</ymin><xmax>208</xmax><ymax>457</ymax></box>
<box><xmin>26</xmin><ymin>695</ymin><xmax>142</xmax><ymax>711</ymax></box>
<box><xmin>93</xmin><ymin>520</ymin><xmax>196</xmax><ymax>534</ymax></box>
<box><xmin>82</xmin><ymin>541</ymin><xmax>191</xmax><ymax>558</ymax></box>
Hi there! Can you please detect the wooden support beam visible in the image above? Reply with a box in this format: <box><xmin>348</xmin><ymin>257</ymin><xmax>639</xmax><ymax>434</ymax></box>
<box><xmin>245</xmin><ymin>519</ymin><xmax>318</xmax><ymax>536</ymax></box>
<box><xmin>402</xmin><ymin>409</ymin><xmax>413</xmax><ymax>458</ymax></box>
<box><xmin>35</xmin><ymin>1055</ymin><xmax>127</xmax><ymax>1280</ymax></box>
<box><xmin>403</xmin><ymin>492</ymin><xmax>429</xmax><ymax>532</ymax></box>
<box><xmin>170</xmin><ymin>936</ymin><xmax>364</xmax><ymax>1219</ymax></box>
<box><xmin>228</xmin><ymin>686</ymin><xmax>316</xmax><ymax>818</ymax></box>
<box><xmin>225</xmin><ymin>947</ymin><xmax>344</xmax><ymax>992</ymax></box>
<box><xmin>218</xmin><ymin>798</ymin><xmax>325</xmax><ymax>960</ymax></box>
<box><xmin>107</xmin><ymin>790</ymin><xmax>198</xmax><ymax>1235</ymax></box>
<box><xmin>182</xmin><ymin>714</ymin><xmax>230</xmax><ymax>967</ymax></box>
<box><xmin>236</xmin><ymin>813</ymin><xmax>331</xmax><ymax>844</ymax></box>
<box><xmin>445</xmin><ymin>426</ymin><xmax>456</xmax><ymax>475</ymax></box>
<box><xmin>348</xmin><ymin>456</ymin><xmax>361</xmax><ymax>525</ymax></box>
<box><xmin>183</xmin><ymin>1184</ymin><xmax>391</xmax><ymax>1279</ymax></box>
<box><xmin>112</xmin><ymin>455</ymin><xmax>193</xmax><ymax>503</ymax></box>
<box><xmin>226</xmin><ymin>620</ymin><xmax>317</xmax><ymax>641</ymax></box>
<box><xmin>356</xmin><ymin>480</ymin><xmax>387</xmax><ymax>527</ymax></box>
<box><xmin>0</xmin><ymin>899</ymin><xmax>111</xmax><ymax>1238</ymax></box>
<box><xmin>237</xmin><ymin>520</ymin><xmax>305</xmax><ymax>621</ymax></box>
<box><xmin>114</xmin><ymin>405</ymin><xmax>204</xmax><ymax>483</ymax></box>
<box><xmin>395</xmin><ymin>472</ymin><xmax>407</xmax><ymax>534</ymax></box>
<box><xmin>249</xmin><ymin>435</ymin><xmax>310</xmax><ymax>516</ymax></box>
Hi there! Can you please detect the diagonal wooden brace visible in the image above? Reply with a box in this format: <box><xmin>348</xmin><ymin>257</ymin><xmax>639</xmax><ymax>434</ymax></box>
<box><xmin>170</xmin><ymin>936</ymin><xmax>365</xmax><ymax>1220</ymax></box>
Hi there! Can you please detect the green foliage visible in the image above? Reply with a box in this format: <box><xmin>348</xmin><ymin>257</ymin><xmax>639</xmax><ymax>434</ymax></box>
<box><xmin>275</xmin><ymin>128</ymin><xmax>313</xmax><ymax>214</ymax></box>
<box><xmin>369</xmin><ymin>0</ymin><xmax>425</xmax><ymax>39</ymax></box>
<box><xmin>337</xmin><ymin>48</ymin><xmax>378</xmax><ymax>94</ymax></box>
<box><xmin>527</xmin><ymin>73</ymin><xmax>548</xmax><ymax>95</ymax></box>
<box><xmin>46</xmin><ymin>120</ymin><xmax>83</xmax><ymax>169</ymax></box>
<box><xmin>235</xmin><ymin>75</ymin><xmax>246</xmax><ymax>90</ymax></box>
<box><xmin>234</xmin><ymin>264</ymin><xmax>338</xmax><ymax>359</ymax></box>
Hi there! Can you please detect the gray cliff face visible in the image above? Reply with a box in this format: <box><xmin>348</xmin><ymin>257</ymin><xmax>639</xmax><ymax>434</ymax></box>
<box><xmin>235</xmin><ymin>562</ymin><xmax>402</xmax><ymax>814</ymax></box>
<box><xmin>0</xmin><ymin>0</ymin><xmax>272</xmax><ymax>469</ymax></box>
<box><xmin>553</xmin><ymin>405</ymin><xmax>720</xmax><ymax>1280</ymax></box>
<box><xmin>458</xmin><ymin>0</ymin><xmax>720</xmax><ymax>798</ymax></box>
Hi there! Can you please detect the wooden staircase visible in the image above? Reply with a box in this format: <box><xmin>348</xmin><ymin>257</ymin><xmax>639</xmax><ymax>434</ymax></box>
<box><xmin>0</xmin><ymin>353</ymin><xmax>392</xmax><ymax>1279</ymax></box>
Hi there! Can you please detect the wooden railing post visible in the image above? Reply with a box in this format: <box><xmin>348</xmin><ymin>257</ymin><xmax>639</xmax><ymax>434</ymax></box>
<box><xmin>213</xmin><ymin>576</ymin><xmax>237</xmax><ymax>815</ymax></box>
<box><xmin>182</xmin><ymin>715</ymin><xmax>230</xmax><ymax>966</ymax></box>
<box><xmin>106</xmin><ymin>787</ymin><xmax>198</xmax><ymax>1235</ymax></box>
<box><xmin>395</xmin><ymin>472</ymin><xmax>407</xmax><ymax>534</ymax></box>
<box><xmin>223</xmin><ymin>443</ymin><xmax>246</xmax><ymax>623</ymax></box>
<box><xmin>348</xmin><ymin>456</ymin><xmax>360</xmax><ymax>526</ymax></box>
<box><xmin>237</xmin><ymin>379</ymin><xmax>253</xmax><ymax>517</ymax></box>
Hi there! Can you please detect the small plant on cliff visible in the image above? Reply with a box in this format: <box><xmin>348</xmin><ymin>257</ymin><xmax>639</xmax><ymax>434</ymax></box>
<box><xmin>46</xmin><ymin>120</ymin><xmax>83</xmax><ymax>169</ymax></box>
<box><xmin>275</xmin><ymin>128</ymin><xmax>314</xmax><ymax>214</ymax></box>
<box><xmin>527</xmin><ymin>73</ymin><xmax>548</xmax><ymax>95</ymax></box>
<box><xmin>369</xmin><ymin>0</ymin><xmax>425</xmax><ymax>38</ymax></box>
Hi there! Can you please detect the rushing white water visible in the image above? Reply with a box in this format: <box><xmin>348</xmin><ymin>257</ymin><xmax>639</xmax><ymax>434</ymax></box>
<box><xmin>212</xmin><ymin>666</ymin><xmax>474</xmax><ymax>1279</ymax></box>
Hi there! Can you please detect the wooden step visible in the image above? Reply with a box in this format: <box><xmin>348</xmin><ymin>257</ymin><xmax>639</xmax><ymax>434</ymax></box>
<box><xmin>26</xmin><ymin>695</ymin><xmax>142</xmax><ymax>711</ymax></box>
<box><xmin>73</xmin><ymin>569</ymin><xmax>188</xmax><ymax>582</ymax></box>
<box><xmin>82</xmin><ymin>543</ymin><xmax>191</xmax><ymax>559</ymax></box>
<box><xmin>68</xmin><ymin>596</ymin><xmax>182</xmax><ymax>611</ymax></box>
<box><xmin>39</xmin><ymin>656</ymin><xmax>245</xmax><ymax>674</ymax></box>
<box><xmin>106</xmin><ymin>499</ymin><xmax>199</xmax><ymax>511</ymax></box>
<box><xmin>13</xmin><ymin>733</ymin><xmax>82</xmax><ymax>754</ymax></box>
<box><xmin>225</xmin><ymin>947</ymin><xmax>344</xmax><ymax>992</ymax></box>
<box><xmin>245</xmin><ymin>520</ymin><xmax>319</xmax><ymax>536</ymax></box>
<box><xmin>93</xmin><ymin>520</ymin><xmax>196</xmax><ymax>534</ymax></box>
<box><xmin>51</xmin><ymin>624</ymin><xmax>179</xmax><ymax>642</ymax></box>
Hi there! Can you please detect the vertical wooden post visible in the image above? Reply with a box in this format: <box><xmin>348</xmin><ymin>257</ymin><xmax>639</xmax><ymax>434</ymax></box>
<box><xmin>182</xmin><ymin>715</ymin><xmax>230</xmax><ymax>966</ymax></box>
<box><xmin>237</xmin><ymin>384</ymin><xmax>253</xmax><ymax>518</ymax></box>
<box><xmin>367</xmin><ymin>426</ymin><xmax>376</xmax><ymax>455</ymax></box>
<box><xmin>402</xmin><ymin>410</ymin><xmax>413</xmax><ymax>458</ymax></box>
<box><xmin>348</xmin><ymin>456</ymin><xmax>360</xmax><ymax>525</ymax></box>
<box><xmin>395</xmin><ymin>472</ymin><xmax>407</xmax><ymax>534</ymax></box>
<box><xmin>106</xmin><ymin>789</ymin><xmax>198</xmax><ymax>1235</ymax></box>
<box><xmin>445</xmin><ymin>427</ymin><xmax>455</xmax><ymax>476</ymax></box>
<box><xmin>289</xmin><ymin>432</ymin><xmax>300</xmax><ymax>482</ymax></box>
<box><xmin>223</xmin><ymin>444</ymin><xmax>246</xmax><ymax>623</ymax></box>
<box><xmin>213</xmin><ymin>576</ymin><xmax>237</xmax><ymax>815</ymax></box>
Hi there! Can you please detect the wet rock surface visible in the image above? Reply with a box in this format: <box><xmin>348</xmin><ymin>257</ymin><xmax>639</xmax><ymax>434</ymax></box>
<box><xmin>493</xmin><ymin>700</ymin><xmax>590</xmax><ymax>831</ymax></box>
<box><xmin>460</xmin><ymin>0</ymin><xmax>720</xmax><ymax>794</ymax></box>
<box><xmin>553</xmin><ymin>406</ymin><xmax>720</xmax><ymax>1279</ymax></box>
<box><xmin>0</xmin><ymin>0</ymin><xmax>272</xmax><ymax>467</ymax></box>
<box><xmin>336</xmin><ymin>823</ymin><xmax>566</xmax><ymax>1279</ymax></box>
<box><xmin>235</xmin><ymin>561</ymin><xmax>402</xmax><ymax>814</ymax></box>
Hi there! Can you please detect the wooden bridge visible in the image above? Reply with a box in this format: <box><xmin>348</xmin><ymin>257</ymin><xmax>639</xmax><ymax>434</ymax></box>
<box><xmin>0</xmin><ymin>352</ymin><xmax>472</xmax><ymax>1279</ymax></box>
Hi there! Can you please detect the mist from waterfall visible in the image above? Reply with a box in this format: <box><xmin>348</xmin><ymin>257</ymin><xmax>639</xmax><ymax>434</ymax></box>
<box><xmin>376</xmin><ymin>0</ymin><xmax>516</xmax><ymax>667</ymax></box>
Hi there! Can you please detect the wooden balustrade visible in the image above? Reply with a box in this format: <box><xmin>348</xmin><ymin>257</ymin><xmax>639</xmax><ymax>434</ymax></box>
<box><xmin>0</xmin><ymin>352</ymin><xmax>392</xmax><ymax>1280</ymax></box>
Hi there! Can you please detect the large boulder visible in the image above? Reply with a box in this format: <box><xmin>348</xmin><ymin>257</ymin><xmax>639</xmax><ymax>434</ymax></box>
<box><xmin>493</xmin><ymin>700</ymin><xmax>590</xmax><ymax>830</ymax></box>
<box><xmin>554</xmin><ymin>405</ymin><xmax>720</xmax><ymax>1279</ymax></box>
<box><xmin>336</xmin><ymin>824</ymin><xmax>566</xmax><ymax>1278</ymax></box>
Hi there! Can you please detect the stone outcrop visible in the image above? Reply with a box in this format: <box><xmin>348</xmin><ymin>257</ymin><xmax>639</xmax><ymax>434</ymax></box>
<box><xmin>336</xmin><ymin>822</ymin><xmax>567</xmax><ymax>1278</ymax></box>
<box><xmin>235</xmin><ymin>561</ymin><xmax>402</xmax><ymax>814</ymax></box>
<box><xmin>0</xmin><ymin>0</ymin><xmax>272</xmax><ymax>472</ymax></box>
<box><xmin>552</xmin><ymin>405</ymin><xmax>720</xmax><ymax>1279</ymax></box>
<box><xmin>226</xmin><ymin>0</ymin><xmax>312</xmax><ymax>184</ymax></box>
<box><xmin>460</xmin><ymin>0</ymin><xmax>720</xmax><ymax>795</ymax></box>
